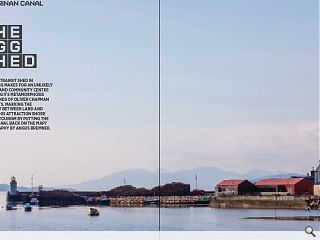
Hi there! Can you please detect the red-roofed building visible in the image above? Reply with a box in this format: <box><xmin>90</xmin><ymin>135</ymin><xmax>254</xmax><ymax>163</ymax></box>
<box><xmin>255</xmin><ymin>178</ymin><xmax>313</xmax><ymax>195</ymax></box>
<box><xmin>215</xmin><ymin>179</ymin><xmax>256</xmax><ymax>196</ymax></box>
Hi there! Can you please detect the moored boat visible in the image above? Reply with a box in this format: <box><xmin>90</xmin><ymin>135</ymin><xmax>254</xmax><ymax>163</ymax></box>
<box><xmin>30</xmin><ymin>198</ymin><xmax>39</xmax><ymax>206</ymax></box>
<box><xmin>88</xmin><ymin>207</ymin><xmax>100</xmax><ymax>216</ymax></box>
<box><xmin>24</xmin><ymin>203</ymin><xmax>32</xmax><ymax>212</ymax></box>
<box><xmin>6</xmin><ymin>203</ymin><xmax>17</xmax><ymax>211</ymax></box>
<box><xmin>99</xmin><ymin>196</ymin><xmax>110</xmax><ymax>206</ymax></box>
<box><xmin>144</xmin><ymin>199</ymin><xmax>160</xmax><ymax>205</ymax></box>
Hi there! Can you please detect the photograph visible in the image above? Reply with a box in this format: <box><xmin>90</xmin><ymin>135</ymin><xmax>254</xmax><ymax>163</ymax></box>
<box><xmin>0</xmin><ymin>0</ymin><xmax>318</xmax><ymax>239</ymax></box>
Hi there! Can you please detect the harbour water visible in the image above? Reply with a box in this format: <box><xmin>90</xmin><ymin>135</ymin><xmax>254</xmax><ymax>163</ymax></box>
<box><xmin>0</xmin><ymin>192</ymin><xmax>319</xmax><ymax>231</ymax></box>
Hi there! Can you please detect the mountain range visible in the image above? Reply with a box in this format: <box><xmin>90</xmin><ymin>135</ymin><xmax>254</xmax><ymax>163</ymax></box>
<box><xmin>63</xmin><ymin>167</ymin><xmax>303</xmax><ymax>191</ymax></box>
<box><xmin>0</xmin><ymin>184</ymin><xmax>54</xmax><ymax>192</ymax></box>
<box><xmin>0</xmin><ymin>167</ymin><xmax>304</xmax><ymax>192</ymax></box>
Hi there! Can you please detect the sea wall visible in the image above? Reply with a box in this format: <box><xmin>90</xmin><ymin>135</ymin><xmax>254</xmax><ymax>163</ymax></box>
<box><xmin>110</xmin><ymin>195</ymin><xmax>210</xmax><ymax>207</ymax></box>
<box><xmin>210</xmin><ymin>195</ymin><xmax>309</xmax><ymax>209</ymax></box>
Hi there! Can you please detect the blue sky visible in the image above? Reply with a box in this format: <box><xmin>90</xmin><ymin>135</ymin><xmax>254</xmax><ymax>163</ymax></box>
<box><xmin>0</xmin><ymin>0</ymin><xmax>318</xmax><ymax>186</ymax></box>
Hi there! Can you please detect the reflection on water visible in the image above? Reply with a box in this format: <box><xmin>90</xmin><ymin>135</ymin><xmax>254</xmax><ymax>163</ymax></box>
<box><xmin>0</xmin><ymin>192</ymin><xmax>319</xmax><ymax>231</ymax></box>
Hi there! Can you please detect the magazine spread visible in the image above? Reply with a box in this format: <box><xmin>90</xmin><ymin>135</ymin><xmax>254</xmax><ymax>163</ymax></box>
<box><xmin>0</xmin><ymin>1</ymin><xmax>318</xmax><ymax>239</ymax></box>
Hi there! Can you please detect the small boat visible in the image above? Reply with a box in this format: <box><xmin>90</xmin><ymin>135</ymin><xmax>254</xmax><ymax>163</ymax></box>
<box><xmin>30</xmin><ymin>198</ymin><xmax>39</xmax><ymax>206</ymax></box>
<box><xmin>24</xmin><ymin>203</ymin><xmax>32</xmax><ymax>212</ymax></box>
<box><xmin>6</xmin><ymin>204</ymin><xmax>17</xmax><ymax>211</ymax></box>
<box><xmin>144</xmin><ymin>199</ymin><xmax>160</xmax><ymax>205</ymax></box>
<box><xmin>99</xmin><ymin>196</ymin><xmax>110</xmax><ymax>206</ymax></box>
<box><xmin>88</xmin><ymin>207</ymin><xmax>100</xmax><ymax>216</ymax></box>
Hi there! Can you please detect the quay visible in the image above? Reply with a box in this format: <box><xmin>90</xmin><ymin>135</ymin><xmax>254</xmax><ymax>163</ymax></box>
<box><xmin>210</xmin><ymin>195</ymin><xmax>312</xmax><ymax>210</ymax></box>
<box><xmin>7</xmin><ymin>191</ymin><xmax>211</xmax><ymax>207</ymax></box>
<box><xmin>6</xmin><ymin>180</ymin><xmax>212</xmax><ymax>207</ymax></box>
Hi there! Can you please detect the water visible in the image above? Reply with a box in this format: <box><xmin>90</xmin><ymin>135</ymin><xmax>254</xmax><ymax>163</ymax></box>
<box><xmin>0</xmin><ymin>192</ymin><xmax>319</xmax><ymax>231</ymax></box>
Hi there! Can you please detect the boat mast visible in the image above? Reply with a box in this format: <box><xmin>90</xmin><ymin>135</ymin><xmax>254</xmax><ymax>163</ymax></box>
<box><xmin>195</xmin><ymin>174</ymin><xmax>198</xmax><ymax>190</ymax></box>
<box><xmin>31</xmin><ymin>175</ymin><xmax>34</xmax><ymax>195</ymax></box>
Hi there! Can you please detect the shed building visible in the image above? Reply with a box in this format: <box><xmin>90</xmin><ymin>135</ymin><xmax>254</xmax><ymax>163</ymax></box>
<box><xmin>255</xmin><ymin>178</ymin><xmax>313</xmax><ymax>195</ymax></box>
<box><xmin>215</xmin><ymin>179</ymin><xmax>256</xmax><ymax>196</ymax></box>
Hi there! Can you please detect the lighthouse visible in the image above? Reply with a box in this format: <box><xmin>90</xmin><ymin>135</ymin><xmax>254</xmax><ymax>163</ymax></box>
<box><xmin>10</xmin><ymin>176</ymin><xmax>17</xmax><ymax>196</ymax></box>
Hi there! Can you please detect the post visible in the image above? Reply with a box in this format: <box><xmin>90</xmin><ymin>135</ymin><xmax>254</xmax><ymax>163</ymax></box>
<box><xmin>31</xmin><ymin>175</ymin><xmax>34</xmax><ymax>195</ymax></box>
<box><xmin>195</xmin><ymin>174</ymin><xmax>198</xmax><ymax>190</ymax></box>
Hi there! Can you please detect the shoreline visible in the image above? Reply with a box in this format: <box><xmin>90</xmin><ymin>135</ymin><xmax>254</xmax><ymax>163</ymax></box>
<box><xmin>243</xmin><ymin>216</ymin><xmax>320</xmax><ymax>221</ymax></box>
<box><xmin>5</xmin><ymin>191</ymin><xmax>318</xmax><ymax>210</ymax></box>
<box><xmin>211</xmin><ymin>195</ymin><xmax>312</xmax><ymax>210</ymax></box>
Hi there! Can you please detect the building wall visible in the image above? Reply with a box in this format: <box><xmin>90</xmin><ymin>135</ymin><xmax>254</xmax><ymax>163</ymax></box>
<box><xmin>238</xmin><ymin>181</ymin><xmax>257</xmax><ymax>194</ymax></box>
<box><xmin>225</xmin><ymin>186</ymin><xmax>238</xmax><ymax>195</ymax></box>
<box><xmin>286</xmin><ymin>185</ymin><xmax>294</xmax><ymax>194</ymax></box>
<box><xmin>215</xmin><ymin>186</ymin><xmax>238</xmax><ymax>196</ymax></box>
<box><xmin>10</xmin><ymin>182</ymin><xmax>17</xmax><ymax>196</ymax></box>
<box><xmin>315</xmin><ymin>172</ymin><xmax>320</xmax><ymax>184</ymax></box>
<box><xmin>294</xmin><ymin>179</ymin><xmax>313</xmax><ymax>195</ymax></box>
<box><xmin>314</xmin><ymin>185</ymin><xmax>320</xmax><ymax>196</ymax></box>
<box><xmin>256</xmin><ymin>179</ymin><xmax>314</xmax><ymax>195</ymax></box>
<box><xmin>311</xmin><ymin>170</ymin><xmax>320</xmax><ymax>184</ymax></box>
<box><xmin>216</xmin><ymin>180</ymin><xmax>256</xmax><ymax>196</ymax></box>
<box><xmin>256</xmin><ymin>185</ymin><xmax>287</xmax><ymax>192</ymax></box>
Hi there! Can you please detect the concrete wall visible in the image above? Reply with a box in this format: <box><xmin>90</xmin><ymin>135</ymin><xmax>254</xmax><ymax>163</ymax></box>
<box><xmin>210</xmin><ymin>195</ymin><xmax>309</xmax><ymax>209</ymax></box>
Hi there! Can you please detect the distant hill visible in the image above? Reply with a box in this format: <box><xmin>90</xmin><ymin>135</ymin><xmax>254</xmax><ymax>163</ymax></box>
<box><xmin>0</xmin><ymin>184</ymin><xmax>8</xmax><ymax>192</ymax></box>
<box><xmin>63</xmin><ymin>167</ymin><xmax>303</xmax><ymax>191</ymax></box>
<box><xmin>1</xmin><ymin>167</ymin><xmax>304</xmax><ymax>192</ymax></box>
<box><xmin>0</xmin><ymin>184</ymin><xmax>32</xmax><ymax>192</ymax></box>
<box><xmin>0</xmin><ymin>184</ymin><xmax>60</xmax><ymax>192</ymax></box>
<box><xmin>64</xmin><ymin>169</ymin><xmax>157</xmax><ymax>192</ymax></box>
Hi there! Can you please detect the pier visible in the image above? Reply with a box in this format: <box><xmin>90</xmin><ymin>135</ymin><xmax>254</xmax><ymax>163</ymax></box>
<box><xmin>210</xmin><ymin>195</ymin><xmax>312</xmax><ymax>210</ymax></box>
<box><xmin>7</xmin><ymin>190</ymin><xmax>211</xmax><ymax>207</ymax></box>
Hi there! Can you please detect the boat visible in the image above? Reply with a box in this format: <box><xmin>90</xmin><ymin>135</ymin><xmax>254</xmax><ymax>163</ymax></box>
<box><xmin>6</xmin><ymin>203</ymin><xmax>17</xmax><ymax>211</ymax></box>
<box><xmin>86</xmin><ymin>197</ymin><xmax>97</xmax><ymax>205</ymax></box>
<box><xmin>24</xmin><ymin>203</ymin><xmax>32</xmax><ymax>212</ymax></box>
<box><xmin>86</xmin><ymin>196</ymin><xmax>110</xmax><ymax>206</ymax></box>
<box><xmin>88</xmin><ymin>207</ymin><xmax>100</xmax><ymax>216</ymax></box>
<box><xmin>144</xmin><ymin>199</ymin><xmax>160</xmax><ymax>205</ymax></box>
<box><xmin>99</xmin><ymin>196</ymin><xmax>110</xmax><ymax>206</ymax></box>
<box><xmin>30</xmin><ymin>198</ymin><xmax>39</xmax><ymax>205</ymax></box>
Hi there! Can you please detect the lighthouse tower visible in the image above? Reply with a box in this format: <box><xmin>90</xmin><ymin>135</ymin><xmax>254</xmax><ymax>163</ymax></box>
<box><xmin>10</xmin><ymin>176</ymin><xmax>17</xmax><ymax>196</ymax></box>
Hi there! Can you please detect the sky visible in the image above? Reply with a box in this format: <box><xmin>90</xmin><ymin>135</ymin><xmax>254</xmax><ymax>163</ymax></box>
<box><xmin>0</xmin><ymin>0</ymin><xmax>318</xmax><ymax>186</ymax></box>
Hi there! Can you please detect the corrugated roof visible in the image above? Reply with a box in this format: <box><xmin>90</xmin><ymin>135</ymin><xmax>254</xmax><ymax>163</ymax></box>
<box><xmin>255</xmin><ymin>178</ymin><xmax>305</xmax><ymax>186</ymax></box>
<box><xmin>217</xmin><ymin>179</ymin><xmax>246</xmax><ymax>187</ymax></box>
